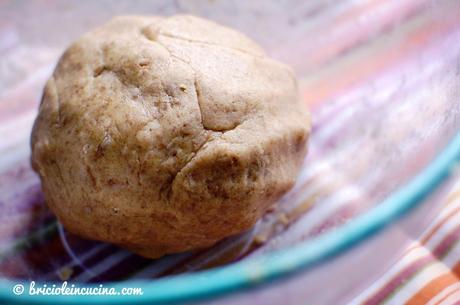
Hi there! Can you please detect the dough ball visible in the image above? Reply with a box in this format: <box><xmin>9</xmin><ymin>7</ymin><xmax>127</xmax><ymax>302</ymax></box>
<box><xmin>31</xmin><ymin>15</ymin><xmax>311</xmax><ymax>258</ymax></box>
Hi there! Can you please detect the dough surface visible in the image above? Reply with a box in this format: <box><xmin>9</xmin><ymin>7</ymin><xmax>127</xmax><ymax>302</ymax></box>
<box><xmin>31</xmin><ymin>15</ymin><xmax>311</xmax><ymax>258</ymax></box>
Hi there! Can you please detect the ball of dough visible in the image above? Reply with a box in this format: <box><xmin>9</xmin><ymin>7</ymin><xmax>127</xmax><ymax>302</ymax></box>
<box><xmin>31</xmin><ymin>15</ymin><xmax>311</xmax><ymax>258</ymax></box>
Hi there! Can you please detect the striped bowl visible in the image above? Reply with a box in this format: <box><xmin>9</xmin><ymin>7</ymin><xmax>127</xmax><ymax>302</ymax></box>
<box><xmin>1</xmin><ymin>0</ymin><xmax>460</xmax><ymax>304</ymax></box>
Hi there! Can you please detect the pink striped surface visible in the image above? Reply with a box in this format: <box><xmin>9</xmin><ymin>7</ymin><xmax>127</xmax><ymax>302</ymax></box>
<box><xmin>1</xmin><ymin>1</ymin><xmax>460</xmax><ymax>304</ymax></box>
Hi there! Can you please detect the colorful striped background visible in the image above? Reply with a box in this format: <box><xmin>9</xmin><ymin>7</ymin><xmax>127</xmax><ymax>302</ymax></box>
<box><xmin>1</xmin><ymin>0</ymin><xmax>460</xmax><ymax>304</ymax></box>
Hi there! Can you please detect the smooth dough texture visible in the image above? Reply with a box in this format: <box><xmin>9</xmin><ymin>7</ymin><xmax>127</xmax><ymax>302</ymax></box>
<box><xmin>31</xmin><ymin>15</ymin><xmax>311</xmax><ymax>258</ymax></box>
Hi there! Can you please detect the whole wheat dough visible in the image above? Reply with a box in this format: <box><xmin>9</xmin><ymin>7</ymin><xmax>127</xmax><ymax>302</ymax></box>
<box><xmin>31</xmin><ymin>15</ymin><xmax>311</xmax><ymax>258</ymax></box>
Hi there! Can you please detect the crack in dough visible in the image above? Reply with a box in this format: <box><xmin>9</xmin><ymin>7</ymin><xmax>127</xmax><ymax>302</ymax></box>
<box><xmin>157</xmin><ymin>31</ymin><xmax>265</xmax><ymax>58</ymax></box>
<box><xmin>140</xmin><ymin>27</ymin><xmax>240</xmax><ymax>133</ymax></box>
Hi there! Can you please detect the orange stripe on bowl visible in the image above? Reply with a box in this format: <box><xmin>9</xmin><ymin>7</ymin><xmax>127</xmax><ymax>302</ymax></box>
<box><xmin>404</xmin><ymin>272</ymin><xmax>459</xmax><ymax>305</ymax></box>
<box><xmin>302</xmin><ymin>8</ymin><xmax>460</xmax><ymax>109</ymax></box>
<box><xmin>304</xmin><ymin>0</ymin><xmax>427</xmax><ymax>70</ymax></box>
<box><xmin>432</xmin><ymin>285</ymin><xmax>460</xmax><ymax>305</ymax></box>
<box><xmin>421</xmin><ymin>205</ymin><xmax>460</xmax><ymax>244</ymax></box>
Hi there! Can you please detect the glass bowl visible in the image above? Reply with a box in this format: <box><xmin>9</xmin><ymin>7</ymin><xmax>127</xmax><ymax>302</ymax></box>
<box><xmin>1</xmin><ymin>1</ymin><xmax>460</xmax><ymax>304</ymax></box>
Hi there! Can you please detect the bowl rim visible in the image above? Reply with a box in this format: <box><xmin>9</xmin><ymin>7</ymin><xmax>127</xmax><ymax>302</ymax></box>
<box><xmin>1</xmin><ymin>131</ymin><xmax>460</xmax><ymax>305</ymax></box>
